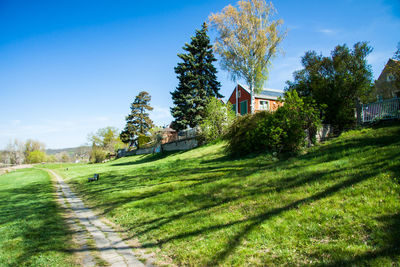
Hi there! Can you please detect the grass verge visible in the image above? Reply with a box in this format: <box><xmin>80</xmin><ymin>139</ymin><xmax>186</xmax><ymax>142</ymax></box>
<box><xmin>0</xmin><ymin>168</ymin><xmax>78</xmax><ymax>266</ymax></box>
<box><xmin>49</xmin><ymin>122</ymin><xmax>400</xmax><ymax>266</ymax></box>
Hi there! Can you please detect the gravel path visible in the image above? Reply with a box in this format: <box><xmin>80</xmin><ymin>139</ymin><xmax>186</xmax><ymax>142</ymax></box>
<box><xmin>49</xmin><ymin>169</ymin><xmax>145</xmax><ymax>267</ymax></box>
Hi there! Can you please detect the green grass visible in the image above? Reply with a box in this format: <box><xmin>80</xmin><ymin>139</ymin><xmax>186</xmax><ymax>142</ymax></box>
<box><xmin>0</xmin><ymin>168</ymin><xmax>78</xmax><ymax>266</ymax></box>
<box><xmin>50</xmin><ymin>122</ymin><xmax>400</xmax><ymax>266</ymax></box>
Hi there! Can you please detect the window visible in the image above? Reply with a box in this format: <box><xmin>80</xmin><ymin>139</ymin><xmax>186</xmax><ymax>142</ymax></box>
<box><xmin>259</xmin><ymin>100</ymin><xmax>270</xmax><ymax>111</ymax></box>
<box><xmin>238</xmin><ymin>89</ymin><xmax>241</xmax><ymax>98</ymax></box>
<box><xmin>387</xmin><ymin>73</ymin><xmax>395</xmax><ymax>82</ymax></box>
<box><xmin>240</xmin><ymin>100</ymin><xmax>247</xmax><ymax>115</ymax></box>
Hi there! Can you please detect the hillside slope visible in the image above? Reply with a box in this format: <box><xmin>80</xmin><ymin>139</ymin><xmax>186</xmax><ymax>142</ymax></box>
<box><xmin>49</xmin><ymin>122</ymin><xmax>400</xmax><ymax>266</ymax></box>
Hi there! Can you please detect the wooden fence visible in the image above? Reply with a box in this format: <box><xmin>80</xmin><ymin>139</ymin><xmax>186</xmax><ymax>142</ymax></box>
<box><xmin>361</xmin><ymin>98</ymin><xmax>400</xmax><ymax>123</ymax></box>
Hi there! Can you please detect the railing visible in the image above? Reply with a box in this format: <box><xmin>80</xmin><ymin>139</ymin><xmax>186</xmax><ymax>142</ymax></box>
<box><xmin>361</xmin><ymin>98</ymin><xmax>400</xmax><ymax>123</ymax></box>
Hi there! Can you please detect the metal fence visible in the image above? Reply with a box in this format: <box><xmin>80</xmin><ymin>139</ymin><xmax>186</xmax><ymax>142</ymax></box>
<box><xmin>361</xmin><ymin>98</ymin><xmax>400</xmax><ymax>123</ymax></box>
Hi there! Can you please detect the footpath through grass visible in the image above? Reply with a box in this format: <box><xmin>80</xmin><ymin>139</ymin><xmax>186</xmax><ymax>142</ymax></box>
<box><xmin>0</xmin><ymin>168</ymin><xmax>77</xmax><ymax>266</ymax></box>
<box><xmin>51</xmin><ymin>122</ymin><xmax>400</xmax><ymax>266</ymax></box>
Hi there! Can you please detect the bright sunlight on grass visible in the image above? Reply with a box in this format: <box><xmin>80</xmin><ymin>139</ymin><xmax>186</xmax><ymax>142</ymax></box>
<box><xmin>0</xmin><ymin>168</ymin><xmax>77</xmax><ymax>266</ymax></box>
<box><xmin>50</xmin><ymin>122</ymin><xmax>400</xmax><ymax>266</ymax></box>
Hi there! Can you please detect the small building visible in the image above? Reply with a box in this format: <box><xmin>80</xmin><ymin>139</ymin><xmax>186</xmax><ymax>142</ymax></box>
<box><xmin>158</xmin><ymin>127</ymin><xmax>178</xmax><ymax>144</ymax></box>
<box><xmin>227</xmin><ymin>84</ymin><xmax>284</xmax><ymax>115</ymax></box>
<box><xmin>373</xmin><ymin>58</ymin><xmax>400</xmax><ymax>100</ymax></box>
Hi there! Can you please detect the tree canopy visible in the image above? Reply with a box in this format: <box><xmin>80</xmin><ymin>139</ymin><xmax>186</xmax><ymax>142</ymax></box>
<box><xmin>209</xmin><ymin>0</ymin><xmax>285</xmax><ymax>113</ymax></box>
<box><xmin>171</xmin><ymin>23</ymin><xmax>222</xmax><ymax>130</ymax></box>
<box><xmin>88</xmin><ymin>126</ymin><xmax>124</xmax><ymax>152</ymax></box>
<box><xmin>200</xmin><ymin>97</ymin><xmax>235</xmax><ymax>142</ymax></box>
<box><xmin>394</xmin><ymin>42</ymin><xmax>400</xmax><ymax>60</ymax></box>
<box><xmin>120</xmin><ymin>91</ymin><xmax>154</xmax><ymax>148</ymax></box>
<box><xmin>286</xmin><ymin>42</ymin><xmax>373</xmax><ymax>130</ymax></box>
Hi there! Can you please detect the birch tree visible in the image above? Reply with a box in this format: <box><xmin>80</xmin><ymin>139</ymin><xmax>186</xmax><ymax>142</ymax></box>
<box><xmin>209</xmin><ymin>0</ymin><xmax>285</xmax><ymax>113</ymax></box>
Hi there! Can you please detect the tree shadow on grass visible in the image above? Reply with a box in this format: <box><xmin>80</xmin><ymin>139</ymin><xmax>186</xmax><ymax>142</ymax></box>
<box><xmin>127</xmin><ymin>128</ymin><xmax>399</xmax><ymax>265</ymax></box>
<box><xmin>0</xmin><ymin>177</ymin><xmax>74</xmax><ymax>266</ymax></box>
<box><xmin>317</xmin><ymin>212</ymin><xmax>400</xmax><ymax>266</ymax></box>
<box><xmin>111</xmin><ymin>150</ymin><xmax>184</xmax><ymax>167</ymax></box>
<box><xmin>133</xmin><ymin>167</ymin><xmax>373</xmax><ymax>252</ymax></box>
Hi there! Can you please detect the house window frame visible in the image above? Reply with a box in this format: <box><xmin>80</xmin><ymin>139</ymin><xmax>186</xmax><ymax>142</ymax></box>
<box><xmin>240</xmin><ymin>100</ymin><xmax>248</xmax><ymax>115</ymax></box>
<box><xmin>259</xmin><ymin>100</ymin><xmax>270</xmax><ymax>111</ymax></box>
<box><xmin>387</xmin><ymin>73</ymin><xmax>395</xmax><ymax>82</ymax></box>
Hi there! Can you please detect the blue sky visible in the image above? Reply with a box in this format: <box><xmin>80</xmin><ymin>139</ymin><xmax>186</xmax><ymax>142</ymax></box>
<box><xmin>0</xmin><ymin>0</ymin><xmax>399</xmax><ymax>149</ymax></box>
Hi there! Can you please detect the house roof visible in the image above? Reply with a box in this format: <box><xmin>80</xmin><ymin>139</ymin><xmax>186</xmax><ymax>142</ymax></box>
<box><xmin>239</xmin><ymin>84</ymin><xmax>284</xmax><ymax>100</ymax></box>
<box><xmin>162</xmin><ymin>127</ymin><xmax>176</xmax><ymax>132</ymax></box>
<box><xmin>377</xmin><ymin>58</ymin><xmax>400</xmax><ymax>81</ymax></box>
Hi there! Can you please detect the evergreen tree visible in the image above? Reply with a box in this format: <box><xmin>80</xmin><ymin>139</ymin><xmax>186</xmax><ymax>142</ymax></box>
<box><xmin>120</xmin><ymin>91</ymin><xmax>154</xmax><ymax>148</ymax></box>
<box><xmin>171</xmin><ymin>22</ymin><xmax>222</xmax><ymax>130</ymax></box>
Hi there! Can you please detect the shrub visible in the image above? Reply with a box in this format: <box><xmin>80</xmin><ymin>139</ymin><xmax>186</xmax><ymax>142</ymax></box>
<box><xmin>225</xmin><ymin>90</ymin><xmax>321</xmax><ymax>156</ymax></box>
<box><xmin>89</xmin><ymin>147</ymin><xmax>107</xmax><ymax>163</ymax></box>
<box><xmin>25</xmin><ymin>150</ymin><xmax>47</xmax><ymax>163</ymax></box>
<box><xmin>200</xmin><ymin>97</ymin><xmax>236</xmax><ymax>143</ymax></box>
<box><xmin>138</xmin><ymin>134</ymin><xmax>151</xmax><ymax>148</ymax></box>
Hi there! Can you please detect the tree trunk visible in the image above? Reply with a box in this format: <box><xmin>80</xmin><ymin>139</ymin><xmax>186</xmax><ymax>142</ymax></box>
<box><xmin>235</xmin><ymin>85</ymin><xmax>239</xmax><ymax>114</ymax></box>
<box><xmin>249</xmin><ymin>80</ymin><xmax>255</xmax><ymax>114</ymax></box>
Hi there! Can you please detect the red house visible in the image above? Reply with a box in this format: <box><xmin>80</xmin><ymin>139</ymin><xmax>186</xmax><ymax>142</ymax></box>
<box><xmin>228</xmin><ymin>84</ymin><xmax>284</xmax><ymax>115</ymax></box>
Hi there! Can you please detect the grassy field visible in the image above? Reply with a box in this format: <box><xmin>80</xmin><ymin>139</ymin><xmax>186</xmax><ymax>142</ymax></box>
<box><xmin>50</xmin><ymin>122</ymin><xmax>400</xmax><ymax>266</ymax></box>
<box><xmin>0</xmin><ymin>168</ymin><xmax>78</xmax><ymax>266</ymax></box>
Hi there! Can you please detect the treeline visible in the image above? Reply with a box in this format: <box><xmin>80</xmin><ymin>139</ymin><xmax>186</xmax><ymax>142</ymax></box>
<box><xmin>0</xmin><ymin>139</ymin><xmax>89</xmax><ymax>165</ymax></box>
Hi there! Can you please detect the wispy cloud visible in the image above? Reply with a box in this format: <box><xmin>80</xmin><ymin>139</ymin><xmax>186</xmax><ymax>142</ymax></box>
<box><xmin>317</xmin><ymin>28</ymin><xmax>337</xmax><ymax>35</ymax></box>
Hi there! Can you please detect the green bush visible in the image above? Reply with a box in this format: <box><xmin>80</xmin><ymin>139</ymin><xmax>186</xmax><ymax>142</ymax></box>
<box><xmin>225</xmin><ymin>90</ymin><xmax>321</xmax><ymax>156</ymax></box>
<box><xmin>89</xmin><ymin>147</ymin><xmax>107</xmax><ymax>163</ymax></box>
<box><xmin>25</xmin><ymin>150</ymin><xmax>47</xmax><ymax>163</ymax></box>
<box><xmin>200</xmin><ymin>97</ymin><xmax>236</xmax><ymax>143</ymax></box>
<box><xmin>138</xmin><ymin>134</ymin><xmax>151</xmax><ymax>148</ymax></box>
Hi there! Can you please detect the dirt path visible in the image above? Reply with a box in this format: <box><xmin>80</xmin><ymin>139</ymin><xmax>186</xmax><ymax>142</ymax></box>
<box><xmin>49</xmin><ymin>169</ymin><xmax>146</xmax><ymax>267</ymax></box>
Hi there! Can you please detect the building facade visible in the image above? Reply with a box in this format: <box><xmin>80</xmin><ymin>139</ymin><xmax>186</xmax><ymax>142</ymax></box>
<box><xmin>227</xmin><ymin>84</ymin><xmax>284</xmax><ymax>115</ymax></box>
<box><xmin>373</xmin><ymin>59</ymin><xmax>400</xmax><ymax>100</ymax></box>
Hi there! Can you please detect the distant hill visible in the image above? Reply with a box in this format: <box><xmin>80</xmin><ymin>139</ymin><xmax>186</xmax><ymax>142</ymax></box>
<box><xmin>46</xmin><ymin>146</ymin><xmax>91</xmax><ymax>156</ymax></box>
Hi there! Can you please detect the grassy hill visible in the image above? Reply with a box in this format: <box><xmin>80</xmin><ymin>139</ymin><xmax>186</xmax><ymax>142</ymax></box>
<box><xmin>48</xmin><ymin>122</ymin><xmax>400</xmax><ymax>266</ymax></box>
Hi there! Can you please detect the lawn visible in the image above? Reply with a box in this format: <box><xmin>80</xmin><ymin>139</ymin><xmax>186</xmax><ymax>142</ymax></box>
<box><xmin>0</xmin><ymin>168</ymin><xmax>78</xmax><ymax>266</ymax></box>
<box><xmin>50</xmin><ymin>122</ymin><xmax>400</xmax><ymax>266</ymax></box>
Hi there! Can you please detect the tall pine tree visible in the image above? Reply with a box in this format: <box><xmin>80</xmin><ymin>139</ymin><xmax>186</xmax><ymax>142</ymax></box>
<box><xmin>171</xmin><ymin>23</ymin><xmax>222</xmax><ymax>130</ymax></box>
<box><xmin>120</xmin><ymin>91</ymin><xmax>154</xmax><ymax>148</ymax></box>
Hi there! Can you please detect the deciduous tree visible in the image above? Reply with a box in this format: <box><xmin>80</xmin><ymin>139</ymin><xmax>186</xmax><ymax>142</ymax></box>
<box><xmin>171</xmin><ymin>23</ymin><xmax>222</xmax><ymax>130</ymax></box>
<box><xmin>4</xmin><ymin>139</ymin><xmax>25</xmax><ymax>165</ymax></box>
<box><xmin>200</xmin><ymin>97</ymin><xmax>235</xmax><ymax>142</ymax></box>
<box><xmin>286</xmin><ymin>42</ymin><xmax>373</xmax><ymax>130</ymax></box>
<box><xmin>26</xmin><ymin>150</ymin><xmax>46</xmax><ymax>163</ymax></box>
<box><xmin>24</xmin><ymin>139</ymin><xmax>45</xmax><ymax>160</ymax></box>
<box><xmin>120</xmin><ymin>91</ymin><xmax>154</xmax><ymax>148</ymax></box>
<box><xmin>209</xmin><ymin>0</ymin><xmax>285</xmax><ymax>113</ymax></box>
<box><xmin>88</xmin><ymin>127</ymin><xmax>124</xmax><ymax>152</ymax></box>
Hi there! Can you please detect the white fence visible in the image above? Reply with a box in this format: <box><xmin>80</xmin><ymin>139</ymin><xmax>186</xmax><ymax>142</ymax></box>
<box><xmin>361</xmin><ymin>98</ymin><xmax>400</xmax><ymax>123</ymax></box>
